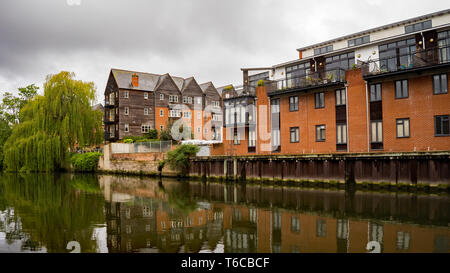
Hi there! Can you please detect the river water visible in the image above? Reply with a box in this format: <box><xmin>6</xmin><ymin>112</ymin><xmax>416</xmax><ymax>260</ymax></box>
<box><xmin>0</xmin><ymin>173</ymin><xmax>448</xmax><ymax>253</ymax></box>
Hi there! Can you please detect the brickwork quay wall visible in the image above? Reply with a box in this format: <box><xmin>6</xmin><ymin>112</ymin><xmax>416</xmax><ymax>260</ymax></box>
<box><xmin>189</xmin><ymin>152</ymin><xmax>450</xmax><ymax>187</ymax></box>
<box><xmin>99</xmin><ymin>144</ymin><xmax>178</xmax><ymax>176</ymax></box>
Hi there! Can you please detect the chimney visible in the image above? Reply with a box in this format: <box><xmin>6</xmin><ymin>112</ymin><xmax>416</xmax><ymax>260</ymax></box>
<box><xmin>298</xmin><ymin>50</ymin><xmax>303</xmax><ymax>59</ymax></box>
<box><xmin>132</xmin><ymin>73</ymin><xmax>139</xmax><ymax>87</ymax></box>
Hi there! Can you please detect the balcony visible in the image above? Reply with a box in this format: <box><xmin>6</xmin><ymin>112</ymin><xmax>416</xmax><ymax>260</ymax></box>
<box><xmin>104</xmin><ymin>131</ymin><xmax>116</xmax><ymax>141</ymax></box>
<box><xmin>105</xmin><ymin>100</ymin><xmax>115</xmax><ymax>107</ymax></box>
<box><xmin>362</xmin><ymin>46</ymin><xmax>450</xmax><ymax>79</ymax></box>
<box><xmin>104</xmin><ymin>115</ymin><xmax>115</xmax><ymax>124</ymax></box>
<box><xmin>267</xmin><ymin>68</ymin><xmax>346</xmax><ymax>96</ymax></box>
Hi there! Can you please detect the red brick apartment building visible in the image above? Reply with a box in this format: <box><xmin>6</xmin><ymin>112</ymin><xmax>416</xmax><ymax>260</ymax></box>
<box><xmin>213</xmin><ymin>9</ymin><xmax>450</xmax><ymax>156</ymax></box>
<box><xmin>104</xmin><ymin>69</ymin><xmax>222</xmax><ymax>142</ymax></box>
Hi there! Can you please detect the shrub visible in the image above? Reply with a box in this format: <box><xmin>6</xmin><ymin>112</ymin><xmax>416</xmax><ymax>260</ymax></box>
<box><xmin>257</xmin><ymin>80</ymin><xmax>264</xmax><ymax>86</ymax></box>
<box><xmin>146</xmin><ymin>129</ymin><xmax>158</xmax><ymax>140</ymax></box>
<box><xmin>71</xmin><ymin>152</ymin><xmax>102</xmax><ymax>172</ymax></box>
<box><xmin>158</xmin><ymin>160</ymin><xmax>165</xmax><ymax>172</ymax></box>
<box><xmin>166</xmin><ymin>144</ymin><xmax>199</xmax><ymax>175</ymax></box>
<box><xmin>124</xmin><ymin>139</ymin><xmax>134</xmax><ymax>143</ymax></box>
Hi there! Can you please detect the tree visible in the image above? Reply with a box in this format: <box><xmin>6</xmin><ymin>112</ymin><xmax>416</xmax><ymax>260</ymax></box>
<box><xmin>0</xmin><ymin>84</ymin><xmax>38</xmax><ymax>170</ymax></box>
<box><xmin>166</xmin><ymin>144</ymin><xmax>199</xmax><ymax>176</ymax></box>
<box><xmin>3</xmin><ymin>71</ymin><xmax>103</xmax><ymax>172</ymax></box>
<box><xmin>0</xmin><ymin>84</ymin><xmax>39</xmax><ymax>125</ymax></box>
<box><xmin>146</xmin><ymin>129</ymin><xmax>158</xmax><ymax>140</ymax></box>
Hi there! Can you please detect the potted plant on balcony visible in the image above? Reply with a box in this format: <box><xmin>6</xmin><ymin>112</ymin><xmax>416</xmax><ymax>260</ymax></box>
<box><xmin>325</xmin><ymin>73</ymin><xmax>334</xmax><ymax>83</ymax></box>
<box><xmin>306</xmin><ymin>76</ymin><xmax>312</xmax><ymax>85</ymax></box>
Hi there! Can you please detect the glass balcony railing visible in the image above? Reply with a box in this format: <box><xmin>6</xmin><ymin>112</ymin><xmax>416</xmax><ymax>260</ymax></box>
<box><xmin>267</xmin><ymin>68</ymin><xmax>346</xmax><ymax>95</ymax></box>
<box><xmin>361</xmin><ymin>45</ymin><xmax>450</xmax><ymax>78</ymax></box>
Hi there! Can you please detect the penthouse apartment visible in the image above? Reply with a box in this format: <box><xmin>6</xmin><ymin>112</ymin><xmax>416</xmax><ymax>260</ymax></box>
<box><xmin>104</xmin><ymin>69</ymin><xmax>222</xmax><ymax>142</ymax></box>
<box><xmin>215</xmin><ymin>9</ymin><xmax>450</xmax><ymax>156</ymax></box>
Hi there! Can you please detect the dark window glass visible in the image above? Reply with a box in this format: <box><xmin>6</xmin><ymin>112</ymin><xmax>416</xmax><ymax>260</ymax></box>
<box><xmin>433</xmin><ymin>74</ymin><xmax>448</xmax><ymax>94</ymax></box>
<box><xmin>370</xmin><ymin>84</ymin><xmax>382</xmax><ymax>102</ymax></box>
<box><xmin>435</xmin><ymin>115</ymin><xmax>450</xmax><ymax>136</ymax></box>
<box><xmin>289</xmin><ymin>96</ymin><xmax>299</xmax><ymax>111</ymax></box>
<box><xmin>395</xmin><ymin>80</ymin><xmax>409</xmax><ymax>98</ymax></box>
<box><xmin>315</xmin><ymin>92</ymin><xmax>325</xmax><ymax>108</ymax></box>
<box><xmin>290</xmin><ymin>127</ymin><xmax>299</xmax><ymax>143</ymax></box>
<box><xmin>405</xmin><ymin>20</ymin><xmax>431</xmax><ymax>33</ymax></box>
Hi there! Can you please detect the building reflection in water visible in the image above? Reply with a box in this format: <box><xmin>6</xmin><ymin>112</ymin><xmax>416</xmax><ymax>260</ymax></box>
<box><xmin>99</xmin><ymin>175</ymin><xmax>450</xmax><ymax>253</ymax></box>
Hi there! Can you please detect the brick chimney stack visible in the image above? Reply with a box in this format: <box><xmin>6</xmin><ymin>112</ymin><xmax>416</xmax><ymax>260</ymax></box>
<box><xmin>132</xmin><ymin>73</ymin><xmax>139</xmax><ymax>87</ymax></box>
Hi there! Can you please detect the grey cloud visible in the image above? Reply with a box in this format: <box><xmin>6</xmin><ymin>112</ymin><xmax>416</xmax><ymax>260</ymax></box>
<box><xmin>0</xmin><ymin>0</ymin><xmax>448</xmax><ymax>102</ymax></box>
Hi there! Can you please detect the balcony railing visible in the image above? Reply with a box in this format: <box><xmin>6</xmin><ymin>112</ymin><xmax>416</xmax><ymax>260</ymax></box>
<box><xmin>267</xmin><ymin>68</ymin><xmax>346</xmax><ymax>95</ymax></box>
<box><xmin>361</xmin><ymin>45</ymin><xmax>450</xmax><ymax>78</ymax></box>
<box><xmin>105</xmin><ymin>100</ymin><xmax>115</xmax><ymax>107</ymax></box>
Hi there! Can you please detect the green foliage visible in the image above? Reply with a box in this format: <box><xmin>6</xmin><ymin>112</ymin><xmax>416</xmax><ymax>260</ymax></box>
<box><xmin>158</xmin><ymin>160</ymin><xmax>165</xmax><ymax>172</ymax></box>
<box><xmin>0</xmin><ymin>173</ymin><xmax>105</xmax><ymax>252</ymax></box>
<box><xmin>0</xmin><ymin>118</ymin><xmax>11</xmax><ymax>170</ymax></box>
<box><xmin>3</xmin><ymin>72</ymin><xmax>103</xmax><ymax>172</ymax></box>
<box><xmin>257</xmin><ymin>80</ymin><xmax>264</xmax><ymax>87</ymax></box>
<box><xmin>146</xmin><ymin>129</ymin><xmax>158</xmax><ymax>140</ymax></box>
<box><xmin>166</xmin><ymin>144</ymin><xmax>199</xmax><ymax>175</ymax></box>
<box><xmin>70</xmin><ymin>152</ymin><xmax>102</xmax><ymax>172</ymax></box>
<box><xmin>0</xmin><ymin>84</ymin><xmax>39</xmax><ymax>125</ymax></box>
<box><xmin>123</xmin><ymin>138</ymin><xmax>133</xmax><ymax>143</ymax></box>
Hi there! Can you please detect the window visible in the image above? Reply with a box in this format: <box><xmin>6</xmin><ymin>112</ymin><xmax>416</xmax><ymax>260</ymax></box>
<box><xmin>438</xmin><ymin>30</ymin><xmax>450</xmax><ymax>63</ymax></box>
<box><xmin>291</xmin><ymin>217</ymin><xmax>300</xmax><ymax>233</ymax></box>
<box><xmin>326</xmin><ymin>51</ymin><xmax>355</xmax><ymax>71</ymax></box>
<box><xmin>213</xmin><ymin>101</ymin><xmax>220</xmax><ymax>107</ymax></box>
<box><xmin>405</xmin><ymin>20</ymin><xmax>432</xmax><ymax>34</ymax></box>
<box><xmin>336</xmin><ymin>124</ymin><xmax>347</xmax><ymax>144</ymax></box>
<box><xmin>144</xmin><ymin>108</ymin><xmax>149</xmax><ymax>115</ymax></box>
<box><xmin>370</xmin><ymin>84</ymin><xmax>382</xmax><ymax>102</ymax></box>
<box><xmin>196</xmin><ymin>97</ymin><xmax>202</xmax><ymax>105</ymax></box>
<box><xmin>396</xmin><ymin>118</ymin><xmax>410</xmax><ymax>138</ymax></box>
<box><xmin>124</xmin><ymin>91</ymin><xmax>129</xmax><ymax>98</ymax></box>
<box><xmin>289</xmin><ymin>96</ymin><xmax>299</xmax><ymax>111</ymax></box>
<box><xmin>286</xmin><ymin>62</ymin><xmax>311</xmax><ymax>80</ymax></box>
<box><xmin>371</xmin><ymin>121</ymin><xmax>383</xmax><ymax>143</ymax></box>
<box><xmin>316</xmin><ymin>219</ymin><xmax>326</xmax><ymax>237</ymax></box>
<box><xmin>315</xmin><ymin>92</ymin><xmax>325</xmax><ymax>108</ymax></box>
<box><xmin>272</xmin><ymin>129</ymin><xmax>280</xmax><ymax>147</ymax></box>
<box><xmin>433</xmin><ymin>74</ymin><xmax>448</xmax><ymax>94</ymax></box>
<box><xmin>395</xmin><ymin>80</ymin><xmax>409</xmax><ymax>99</ymax></box>
<box><xmin>160</xmin><ymin>94</ymin><xmax>164</xmax><ymax>100</ymax></box>
<box><xmin>160</xmin><ymin>125</ymin><xmax>164</xmax><ymax>131</ymax></box>
<box><xmin>197</xmin><ymin>127</ymin><xmax>201</xmax><ymax>133</ymax></box>
<box><xmin>169</xmin><ymin>110</ymin><xmax>181</xmax><ymax>117</ymax></box>
<box><xmin>233</xmin><ymin>130</ymin><xmax>240</xmax><ymax>145</ymax></box>
<box><xmin>379</xmin><ymin>38</ymin><xmax>416</xmax><ymax>72</ymax></box>
<box><xmin>183</xmin><ymin>111</ymin><xmax>191</xmax><ymax>118</ymax></box>
<box><xmin>435</xmin><ymin>115</ymin><xmax>449</xmax><ymax>136</ymax></box>
<box><xmin>160</xmin><ymin>110</ymin><xmax>164</xmax><ymax>117</ymax></box>
<box><xmin>212</xmin><ymin>114</ymin><xmax>221</xmax><ymax>121</ymax></box>
<box><xmin>316</xmin><ymin>125</ymin><xmax>326</xmax><ymax>142</ymax></box>
<box><xmin>314</xmin><ymin>45</ymin><xmax>333</xmax><ymax>55</ymax></box>
<box><xmin>348</xmin><ymin>35</ymin><xmax>370</xmax><ymax>47</ymax></box>
<box><xmin>336</xmin><ymin>89</ymin><xmax>346</xmax><ymax>106</ymax></box>
<box><xmin>144</xmin><ymin>92</ymin><xmax>148</xmax><ymax>99</ymax></box>
<box><xmin>124</xmin><ymin>124</ymin><xmax>129</xmax><ymax>133</ymax></box>
<box><xmin>249</xmin><ymin>129</ymin><xmax>256</xmax><ymax>148</ymax></box>
<box><xmin>169</xmin><ymin>95</ymin><xmax>178</xmax><ymax>103</ymax></box>
<box><xmin>290</xmin><ymin>127</ymin><xmax>299</xmax><ymax>143</ymax></box>
<box><xmin>141</xmin><ymin>125</ymin><xmax>151</xmax><ymax>133</ymax></box>
<box><xmin>124</xmin><ymin>107</ymin><xmax>129</xmax><ymax>115</ymax></box>
<box><xmin>396</xmin><ymin>232</ymin><xmax>410</xmax><ymax>250</ymax></box>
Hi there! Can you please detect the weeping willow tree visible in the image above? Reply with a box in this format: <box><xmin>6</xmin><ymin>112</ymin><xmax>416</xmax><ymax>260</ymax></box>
<box><xmin>4</xmin><ymin>71</ymin><xmax>103</xmax><ymax>172</ymax></box>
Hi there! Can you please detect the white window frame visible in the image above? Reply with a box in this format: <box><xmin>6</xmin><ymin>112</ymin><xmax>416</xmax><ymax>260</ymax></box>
<box><xmin>124</xmin><ymin>107</ymin><xmax>129</xmax><ymax>115</ymax></box>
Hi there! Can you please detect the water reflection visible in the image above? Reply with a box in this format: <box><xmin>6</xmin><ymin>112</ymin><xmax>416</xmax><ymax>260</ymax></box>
<box><xmin>0</xmin><ymin>173</ymin><xmax>449</xmax><ymax>253</ymax></box>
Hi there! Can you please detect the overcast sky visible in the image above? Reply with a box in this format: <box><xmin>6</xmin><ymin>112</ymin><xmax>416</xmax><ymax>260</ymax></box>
<box><xmin>0</xmin><ymin>0</ymin><xmax>448</xmax><ymax>104</ymax></box>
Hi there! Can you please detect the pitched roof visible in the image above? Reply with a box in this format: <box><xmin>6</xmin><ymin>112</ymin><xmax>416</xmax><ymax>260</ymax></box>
<box><xmin>199</xmin><ymin>82</ymin><xmax>212</xmax><ymax>92</ymax></box>
<box><xmin>111</xmin><ymin>69</ymin><xmax>161</xmax><ymax>91</ymax></box>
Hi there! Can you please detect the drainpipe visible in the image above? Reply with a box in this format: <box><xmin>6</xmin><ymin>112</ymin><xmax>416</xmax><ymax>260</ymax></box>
<box><xmin>365</xmin><ymin>81</ymin><xmax>370</xmax><ymax>153</ymax></box>
<box><xmin>421</xmin><ymin>32</ymin><xmax>426</xmax><ymax>49</ymax></box>
<box><xmin>345</xmin><ymin>83</ymin><xmax>349</xmax><ymax>153</ymax></box>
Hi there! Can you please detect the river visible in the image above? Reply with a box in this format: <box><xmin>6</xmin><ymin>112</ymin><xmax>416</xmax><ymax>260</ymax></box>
<box><xmin>0</xmin><ymin>173</ymin><xmax>448</xmax><ymax>253</ymax></box>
